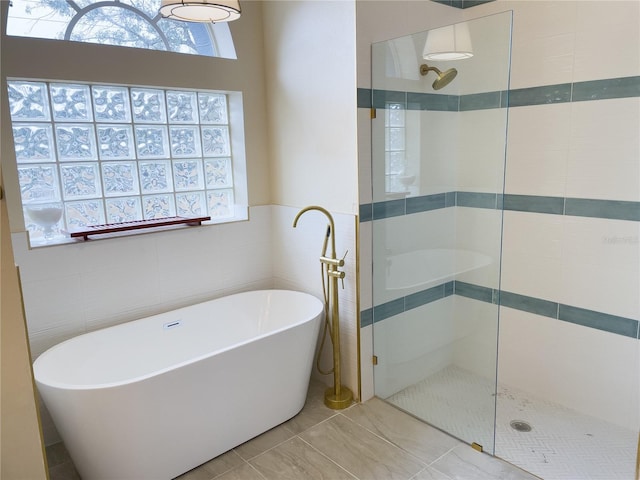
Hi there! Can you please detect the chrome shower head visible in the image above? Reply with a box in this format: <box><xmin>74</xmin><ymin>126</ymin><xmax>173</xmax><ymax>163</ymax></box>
<box><xmin>419</xmin><ymin>63</ymin><xmax>458</xmax><ymax>90</ymax></box>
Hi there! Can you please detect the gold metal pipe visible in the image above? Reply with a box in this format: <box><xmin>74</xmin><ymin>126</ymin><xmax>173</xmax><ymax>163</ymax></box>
<box><xmin>293</xmin><ymin>205</ymin><xmax>353</xmax><ymax>409</ymax></box>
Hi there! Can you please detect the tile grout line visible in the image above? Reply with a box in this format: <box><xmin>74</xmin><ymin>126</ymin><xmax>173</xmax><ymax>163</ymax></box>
<box><xmin>296</xmin><ymin>434</ymin><xmax>362</xmax><ymax>480</ymax></box>
<box><xmin>336</xmin><ymin>412</ymin><xmax>431</xmax><ymax>471</ymax></box>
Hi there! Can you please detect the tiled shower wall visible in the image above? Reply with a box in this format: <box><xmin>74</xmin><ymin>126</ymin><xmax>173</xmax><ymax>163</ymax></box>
<box><xmin>357</xmin><ymin>0</ymin><xmax>639</xmax><ymax>430</ymax></box>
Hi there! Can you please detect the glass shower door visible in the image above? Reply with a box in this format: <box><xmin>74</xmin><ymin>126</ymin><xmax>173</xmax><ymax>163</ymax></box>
<box><xmin>371</xmin><ymin>12</ymin><xmax>512</xmax><ymax>454</ymax></box>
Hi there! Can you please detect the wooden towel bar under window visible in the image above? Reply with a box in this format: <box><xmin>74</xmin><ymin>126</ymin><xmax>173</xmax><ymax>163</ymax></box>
<box><xmin>69</xmin><ymin>216</ymin><xmax>211</xmax><ymax>241</ymax></box>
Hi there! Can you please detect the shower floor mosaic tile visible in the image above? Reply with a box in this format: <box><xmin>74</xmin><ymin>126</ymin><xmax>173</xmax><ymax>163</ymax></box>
<box><xmin>46</xmin><ymin>379</ymin><xmax>537</xmax><ymax>480</ymax></box>
<box><xmin>387</xmin><ymin>365</ymin><xmax>637</xmax><ymax>480</ymax></box>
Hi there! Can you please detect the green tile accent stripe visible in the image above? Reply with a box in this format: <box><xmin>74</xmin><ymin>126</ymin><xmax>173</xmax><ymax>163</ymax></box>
<box><xmin>361</xmin><ymin>192</ymin><xmax>640</xmax><ymax>222</ymax></box>
<box><xmin>372</xmin><ymin>282</ymin><xmax>454</xmax><ymax>324</ymax></box>
<box><xmin>454</xmin><ymin>281</ymin><xmax>496</xmax><ymax>303</ymax></box>
<box><xmin>503</xmin><ymin>194</ymin><xmax>565</xmax><ymax>215</ymax></box>
<box><xmin>559</xmin><ymin>304</ymin><xmax>639</xmax><ymax>338</ymax></box>
<box><xmin>565</xmin><ymin>198</ymin><xmax>640</xmax><ymax>222</ymax></box>
<box><xmin>358</xmin><ymin>76</ymin><xmax>640</xmax><ymax>111</ymax></box>
<box><xmin>364</xmin><ymin>281</ymin><xmax>639</xmax><ymax>338</ymax></box>
<box><xmin>456</xmin><ymin>191</ymin><xmax>501</xmax><ymax>209</ymax></box>
<box><xmin>508</xmin><ymin>83</ymin><xmax>572</xmax><ymax>106</ymax></box>
<box><xmin>360</xmin><ymin>308</ymin><xmax>373</xmax><ymax>328</ymax></box>
<box><xmin>572</xmin><ymin>76</ymin><xmax>640</xmax><ymax>102</ymax></box>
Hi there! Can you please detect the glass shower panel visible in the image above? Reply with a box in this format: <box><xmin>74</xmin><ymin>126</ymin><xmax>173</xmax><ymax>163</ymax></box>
<box><xmin>371</xmin><ymin>12</ymin><xmax>512</xmax><ymax>455</ymax></box>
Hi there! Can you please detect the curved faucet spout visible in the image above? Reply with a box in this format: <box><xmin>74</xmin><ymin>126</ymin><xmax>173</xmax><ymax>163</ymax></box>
<box><xmin>293</xmin><ymin>205</ymin><xmax>337</xmax><ymax>258</ymax></box>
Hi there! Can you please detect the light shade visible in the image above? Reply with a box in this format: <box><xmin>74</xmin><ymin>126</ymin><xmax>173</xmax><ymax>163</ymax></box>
<box><xmin>160</xmin><ymin>1</ymin><xmax>241</xmax><ymax>23</ymax></box>
<box><xmin>422</xmin><ymin>23</ymin><xmax>473</xmax><ymax>61</ymax></box>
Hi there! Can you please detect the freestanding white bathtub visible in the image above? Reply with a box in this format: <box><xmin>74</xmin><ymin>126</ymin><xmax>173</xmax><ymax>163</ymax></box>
<box><xmin>34</xmin><ymin>290</ymin><xmax>323</xmax><ymax>480</ymax></box>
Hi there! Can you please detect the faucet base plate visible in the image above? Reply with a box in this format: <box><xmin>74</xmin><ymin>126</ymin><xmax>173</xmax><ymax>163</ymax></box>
<box><xmin>324</xmin><ymin>386</ymin><xmax>353</xmax><ymax>410</ymax></box>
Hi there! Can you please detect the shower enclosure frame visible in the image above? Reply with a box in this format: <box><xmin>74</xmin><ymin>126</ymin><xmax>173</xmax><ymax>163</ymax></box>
<box><xmin>369</xmin><ymin>10</ymin><xmax>512</xmax><ymax>457</ymax></box>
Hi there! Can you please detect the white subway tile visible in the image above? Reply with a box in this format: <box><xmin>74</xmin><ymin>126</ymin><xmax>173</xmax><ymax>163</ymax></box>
<box><xmin>573</xmin><ymin>1</ymin><xmax>640</xmax><ymax>82</ymax></box>
<box><xmin>567</xmin><ymin>98</ymin><xmax>640</xmax><ymax>201</ymax></box>
<box><xmin>510</xmin><ymin>34</ymin><xmax>575</xmax><ymax>90</ymax></box>
<box><xmin>498</xmin><ymin>307</ymin><xmax>639</xmax><ymax>430</ymax></box>
<box><xmin>561</xmin><ymin>216</ymin><xmax>640</xmax><ymax>320</ymax></box>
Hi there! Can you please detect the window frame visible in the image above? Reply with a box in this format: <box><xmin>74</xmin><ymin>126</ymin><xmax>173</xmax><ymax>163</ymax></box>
<box><xmin>7</xmin><ymin>78</ymin><xmax>248</xmax><ymax>246</ymax></box>
<box><xmin>5</xmin><ymin>0</ymin><xmax>238</xmax><ymax>59</ymax></box>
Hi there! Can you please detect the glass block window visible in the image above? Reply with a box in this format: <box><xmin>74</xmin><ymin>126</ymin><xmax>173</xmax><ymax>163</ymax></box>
<box><xmin>8</xmin><ymin>80</ymin><xmax>238</xmax><ymax>244</ymax></box>
<box><xmin>385</xmin><ymin>102</ymin><xmax>407</xmax><ymax>194</ymax></box>
<box><xmin>6</xmin><ymin>0</ymin><xmax>237</xmax><ymax>59</ymax></box>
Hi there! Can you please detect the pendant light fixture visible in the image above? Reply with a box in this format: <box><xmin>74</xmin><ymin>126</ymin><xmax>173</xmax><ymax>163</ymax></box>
<box><xmin>160</xmin><ymin>1</ymin><xmax>241</xmax><ymax>23</ymax></box>
<box><xmin>423</xmin><ymin>22</ymin><xmax>473</xmax><ymax>61</ymax></box>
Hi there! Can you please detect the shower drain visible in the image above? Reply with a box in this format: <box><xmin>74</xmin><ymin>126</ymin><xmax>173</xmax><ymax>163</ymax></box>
<box><xmin>510</xmin><ymin>420</ymin><xmax>532</xmax><ymax>432</ymax></box>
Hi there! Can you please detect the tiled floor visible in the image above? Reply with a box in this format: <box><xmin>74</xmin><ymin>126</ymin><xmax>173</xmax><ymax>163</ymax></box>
<box><xmin>46</xmin><ymin>380</ymin><xmax>539</xmax><ymax>480</ymax></box>
<box><xmin>388</xmin><ymin>366</ymin><xmax>637</xmax><ymax>480</ymax></box>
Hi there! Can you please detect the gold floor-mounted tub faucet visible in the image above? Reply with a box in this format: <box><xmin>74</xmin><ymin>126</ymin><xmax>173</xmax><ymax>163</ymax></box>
<box><xmin>293</xmin><ymin>205</ymin><xmax>353</xmax><ymax>410</ymax></box>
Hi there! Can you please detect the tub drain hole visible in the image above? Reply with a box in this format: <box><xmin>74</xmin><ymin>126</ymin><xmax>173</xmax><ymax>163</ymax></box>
<box><xmin>510</xmin><ymin>420</ymin><xmax>532</xmax><ymax>432</ymax></box>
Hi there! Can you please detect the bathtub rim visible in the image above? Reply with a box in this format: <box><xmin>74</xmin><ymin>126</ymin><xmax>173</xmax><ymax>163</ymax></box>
<box><xmin>33</xmin><ymin>289</ymin><xmax>324</xmax><ymax>391</ymax></box>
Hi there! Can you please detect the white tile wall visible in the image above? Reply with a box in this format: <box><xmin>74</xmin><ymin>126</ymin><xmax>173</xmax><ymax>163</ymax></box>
<box><xmin>501</xmin><ymin>211</ymin><xmax>563</xmax><ymax>302</ymax></box>
<box><xmin>505</xmin><ymin>1</ymin><xmax>577</xmax><ymax>89</ymax></box>
<box><xmin>416</xmin><ymin>110</ymin><xmax>458</xmax><ymax>195</ymax></box>
<box><xmin>573</xmin><ymin>0</ymin><xmax>640</xmax><ymax>82</ymax></box>
<box><xmin>505</xmin><ymin>103</ymin><xmax>571</xmax><ymax>197</ymax></box>
<box><xmin>567</xmin><ymin>98</ymin><xmax>640</xmax><ymax>202</ymax></box>
<box><xmin>498</xmin><ymin>307</ymin><xmax>640</xmax><ymax>430</ymax></box>
<box><xmin>373</xmin><ymin>297</ymin><xmax>455</xmax><ymax>399</ymax></box>
<box><xmin>16</xmin><ymin>206</ymin><xmax>275</xmax><ymax>359</ymax></box>
<box><xmin>357</xmin><ymin>0</ymin><xmax>639</xmax><ymax>435</ymax></box>
<box><xmin>373</xmin><ymin>209</ymin><xmax>455</xmax><ymax>305</ymax></box>
<box><xmin>561</xmin><ymin>216</ymin><xmax>640</xmax><ymax>320</ymax></box>
<box><xmin>454</xmin><ymin>207</ymin><xmax>503</xmax><ymax>289</ymax></box>
<box><xmin>452</xmin><ymin>296</ymin><xmax>499</xmax><ymax>380</ymax></box>
<box><xmin>457</xmin><ymin>109</ymin><xmax>509</xmax><ymax>193</ymax></box>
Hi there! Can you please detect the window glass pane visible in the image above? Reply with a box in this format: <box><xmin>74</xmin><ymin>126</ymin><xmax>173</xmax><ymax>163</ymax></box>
<box><xmin>142</xmin><ymin>194</ymin><xmax>175</xmax><ymax>219</ymax></box>
<box><xmin>105</xmin><ymin>196</ymin><xmax>142</xmax><ymax>223</ymax></box>
<box><xmin>55</xmin><ymin>124</ymin><xmax>98</xmax><ymax>161</ymax></box>
<box><xmin>8</xmin><ymin>80</ymin><xmax>242</xmax><ymax>245</ymax></box>
<box><xmin>205</xmin><ymin>158</ymin><xmax>232</xmax><ymax>188</ymax></box>
<box><xmin>173</xmin><ymin>159</ymin><xmax>204</xmax><ymax>191</ymax></box>
<box><xmin>139</xmin><ymin>160</ymin><xmax>173</xmax><ymax>193</ymax></box>
<box><xmin>176</xmin><ymin>191</ymin><xmax>206</xmax><ymax>217</ymax></box>
<box><xmin>134</xmin><ymin>126</ymin><xmax>169</xmax><ymax>159</ymax></box>
<box><xmin>12</xmin><ymin>124</ymin><xmax>56</xmax><ymax>163</ymax></box>
<box><xmin>167</xmin><ymin>91</ymin><xmax>198</xmax><ymax>124</ymax></box>
<box><xmin>170</xmin><ymin>126</ymin><xmax>202</xmax><ymax>158</ymax></box>
<box><xmin>131</xmin><ymin>88</ymin><xmax>167</xmax><ymax>124</ymax></box>
<box><xmin>92</xmin><ymin>86</ymin><xmax>131</xmax><ymax>123</ymax></box>
<box><xmin>198</xmin><ymin>92</ymin><xmax>228</xmax><ymax>124</ymax></box>
<box><xmin>65</xmin><ymin>199</ymin><xmax>106</xmax><ymax>227</ymax></box>
<box><xmin>69</xmin><ymin>6</ymin><xmax>165</xmax><ymax>51</ymax></box>
<box><xmin>60</xmin><ymin>163</ymin><xmax>102</xmax><ymax>200</ymax></box>
<box><xmin>101</xmin><ymin>162</ymin><xmax>140</xmax><ymax>197</ymax></box>
<box><xmin>208</xmin><ymin>189</ymin><xmax>234</xmax><ymax>219</ymax></box>
<box><xmin>97</xmin><ymin>125</ymin><xmax>135</xmax><ymax>160</ymax></box>
<box><xmin>50</xmin><ymin>83</ymin><xmax>93</xmax><ymax>122</ymax></box>
<box><xmin>18</xmin><ymin>164</ymin><xmax>61</xmax><ymax>204</ymax></box>
<box><xmin>8</xmin><ymin>81</ymin><xmax>51</xmax><ymax>121</ymax></box>
<box><xmin>201</xmin><ymin>126</ymin><xmax>230</xmax><ymax>157</ymax></box>
<box><xmin>6</xmin><ymin>0</ymin><xmax>236</xmax><ymax>59</ymax></box>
